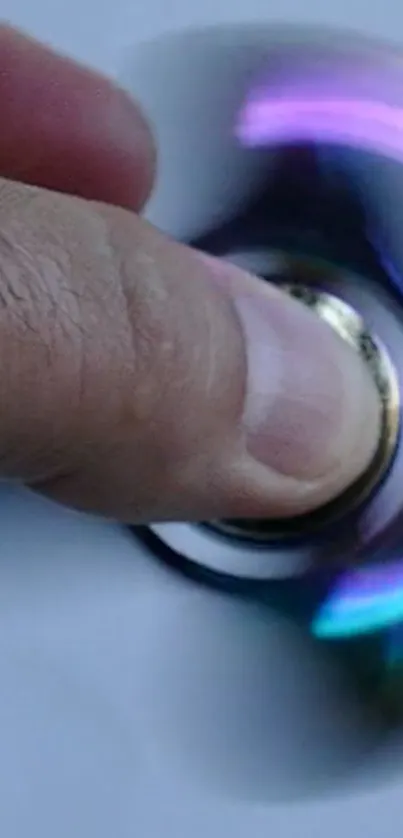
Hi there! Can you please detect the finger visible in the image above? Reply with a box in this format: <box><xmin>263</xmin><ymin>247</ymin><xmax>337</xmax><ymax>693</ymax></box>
<box><xmin>0</xmin><ymin>24</ymin><xmax>155</xmax><ymax>208</ymax></box>
<box><xmin>0</xmin><ymin>177</ymin><xmax>380</xmax><ymax>523</ymax></box>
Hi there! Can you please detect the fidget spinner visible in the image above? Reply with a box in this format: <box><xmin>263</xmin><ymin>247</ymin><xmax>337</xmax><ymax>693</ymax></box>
<box><xmin>132</xmin><ymin>29</ymin><xmax>403</xmax><ymax>724</ymax></box>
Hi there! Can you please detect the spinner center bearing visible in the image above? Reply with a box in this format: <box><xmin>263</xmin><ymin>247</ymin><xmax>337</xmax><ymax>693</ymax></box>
<box><xmin>212</xmin><ymin>284</ymin><xmax>400</xmax><ymax>543</ymax></box>
<box><xmin>143</xmin><ymin>260</ymin><xmax>403</xmax><ymax>584</ymax></box>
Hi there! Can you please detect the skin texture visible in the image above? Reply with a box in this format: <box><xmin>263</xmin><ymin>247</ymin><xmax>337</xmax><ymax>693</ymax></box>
<box><xmin>0</xmin><ymin>24</ymin><xmax>381</xmax><ymax>524</ymax></box>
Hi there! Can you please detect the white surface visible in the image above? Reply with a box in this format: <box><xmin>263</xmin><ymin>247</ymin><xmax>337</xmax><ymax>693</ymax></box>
<box><xmin>0</xmin><ymin>485</ymin><xmax>400</xmax><ymax>838</ymax></box>
<box><xmin>0</xmin><ymin>3</ymin><xmax>403</xmax><ymax>837</ymax></box>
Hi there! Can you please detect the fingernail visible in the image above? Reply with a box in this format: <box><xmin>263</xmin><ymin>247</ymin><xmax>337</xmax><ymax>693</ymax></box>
<box><xmin>234</xmin><ymin>286</ymin><xmax>382</xmax><ymax>491</ymax></box>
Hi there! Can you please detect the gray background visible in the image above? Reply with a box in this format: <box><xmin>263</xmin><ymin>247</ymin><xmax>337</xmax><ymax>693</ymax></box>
<box><xmin>0</xmin><ymin>1</ymin><xmax>402</xmax><ymax>836</ymax></box>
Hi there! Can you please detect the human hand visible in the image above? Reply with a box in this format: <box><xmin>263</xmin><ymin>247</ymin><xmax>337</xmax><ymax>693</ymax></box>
<box><xmin>0</xmin><ymin>24</ymin><xmax>381</xmax><ymax>524</ymax></box>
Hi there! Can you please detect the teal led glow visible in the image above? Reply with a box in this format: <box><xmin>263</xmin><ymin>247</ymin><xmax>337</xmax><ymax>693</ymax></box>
<box><xmin>312</xmin><ymin>561</ymin><xmax>403</xmax><ymax>639</ymax></box>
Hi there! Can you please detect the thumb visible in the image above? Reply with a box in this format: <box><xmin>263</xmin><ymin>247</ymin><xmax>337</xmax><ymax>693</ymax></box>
<box><xmin>0</xmin><ymin>178</ymin><xmax>380</xmax><ymax>523</ymax></box>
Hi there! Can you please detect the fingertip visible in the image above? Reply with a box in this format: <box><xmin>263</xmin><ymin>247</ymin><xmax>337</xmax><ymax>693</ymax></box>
<box><xmin>232</xmin><ymin>283</ymin><xmax>382</xmax><ymax>514</ymax></box>
<box><xmin>201</xmin><ymin>255</ymin><xmax>382</xmax><ymax>515</ymax></box>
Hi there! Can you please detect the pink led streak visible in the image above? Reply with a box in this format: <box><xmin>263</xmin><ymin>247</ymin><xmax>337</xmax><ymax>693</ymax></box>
<box><xmin>237</xmin><ymin>97</ymin><xmax>403</xmax><ymax>162</ymax></box>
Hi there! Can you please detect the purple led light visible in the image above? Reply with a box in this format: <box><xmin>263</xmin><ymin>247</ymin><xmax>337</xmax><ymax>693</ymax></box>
<box><xmin>328</xmin><ymin>560</ymin><xmax>403</xmax><ymax>600</ymax></box>
<box><xmin>237</xmin><ymin>97</ymin><xmax>403</xmax><ymax>162</ymax></box>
